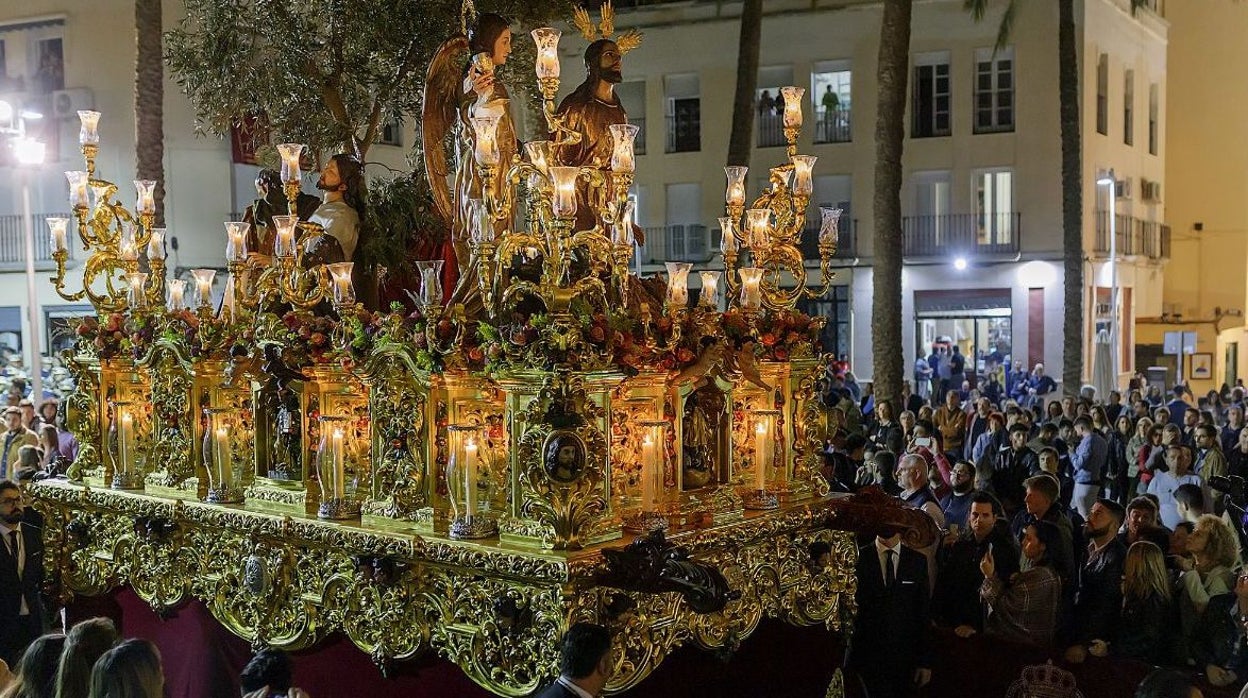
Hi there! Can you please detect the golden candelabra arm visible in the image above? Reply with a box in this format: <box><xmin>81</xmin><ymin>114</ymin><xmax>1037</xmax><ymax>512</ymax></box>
<box><xmin>144</xmin><ymin>257</ymin><xmax>167</xmax><ymax>308</ymax></box>
<box><xmin>538</xmin><ymin>77</ymin><xmax>582</xmax><ymax>149</ymax></box>
<box><xmin>422</xmin><ymin>303</ymin><xmax>467</xmax><ymax>354</ymax></box>
<box><xmin>637</xmin><ymin>304</ymin><xmax>685</xmax><ymax>354</ymax></box>
<box><xmin>51</xmin><ymin>249</ymin><xmax>87</xmax><ymax>303</ymax></box>
<box><xmin>82</xmin><ymin>144</ymin><xmax>98</xmax><ymax>180</ymax></box>
<box><xmin>273</xmin><ymin>255</ymin><xmax>329</xmax><ymax>311</ymax></box>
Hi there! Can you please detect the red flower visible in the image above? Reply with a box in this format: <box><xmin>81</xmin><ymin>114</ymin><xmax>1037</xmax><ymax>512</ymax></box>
<box><xmin>468</xmin><ymin>346</ymin><xmax>485</xmax><ymax>363</ymax></box>
<box><xmin>589</xmin><ymin>326</ymin><xmax>606</xmax><ymax>343</ymax></box>
<box><xmin>773</xmin><ymin>346</ymin><xmax>790</xmax><ymax>361</ymax></box>
<box><xmin>676</xmin><ymin>348</ymin><xmax>694</xmax><ymax>363</ymax></box>
<box><xmin>309</xmin><ymin>332</ymin><xmax>326</xmax><ymax>346</ymax></box>
<box><xmin>760</xmin><ymin>332</ymin><xmax>778</xmax><ymax>347</ymax></box>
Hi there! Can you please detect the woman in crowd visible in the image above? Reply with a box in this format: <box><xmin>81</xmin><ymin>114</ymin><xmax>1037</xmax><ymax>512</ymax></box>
<box><xmin>55</xmin><ymin>618</ymin><xmax>119</xmax><ymax>698</ymax></box>
<box><xmin>1045</xmin><ymin>401</ymin><xmax>1064</xmax><ymax>425</ymax></box>
<box><xmin>37</xmin><ymin>426</ymin><xmax>58</xmax><ymax>472</ymax></box>
<box><xmin>1128</xmin><ymin>417</ymin><xmax>1155</xmax><ymax>499</ymax></box>
<box><xmin>1090</xmin><ymin>405</ymin><xmax>1111</xmax><ymax>436</ymax></box>
<box><xmin>1</xmin><ymin>633</ymin><xmax>65</xmax><ymax>698</ymax></box>
<box><xmin>1090</xmin><ymin>541</ymin><xmax>1171</xmax><ymax>664</ymax></box>
<box><xmin>1108</xmin><ymin>414</ymin><xmax>1135</xmax><ymax>504</ymax></box>
<box><xmin>979</xmin><ymin>520</ymin><xmax>1063</xmax><ymax>646</ymax></box>
<box><xmin>87</xmin><ymin>639</ymin><xmax>163</xmax><ymax>698</ymax></box>
<box><xmin>1175</xmin><ymin>514</ymin><xmax>1239</xmax><ymax>663</ymax></box>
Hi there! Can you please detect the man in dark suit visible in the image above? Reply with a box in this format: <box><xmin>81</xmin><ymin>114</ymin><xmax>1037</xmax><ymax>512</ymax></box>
<box><xmin>535</xmin><ymin>622</ymin><xmax>612</xmax><ymax>698</ymax></box>
<box><xmin>1065</xmin><ymin>499</ymin><xmax>1127</xmax><ymax>662</ymax></box>
<box><xmin>0</xmin><ymin>479</ymin><xmax>45</xmax><ymax>669</ymax></box>
<box><xmin>849</xmin><ymin>529</ymin><xmax>932</xmax><ymax>698</ymax></box>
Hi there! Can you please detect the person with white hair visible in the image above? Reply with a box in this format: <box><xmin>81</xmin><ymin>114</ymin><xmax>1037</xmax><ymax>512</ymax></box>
<box><xmin>897</xmin><ymin>453</ymin><xmax>946</xmax><ymax>529</ymax></box>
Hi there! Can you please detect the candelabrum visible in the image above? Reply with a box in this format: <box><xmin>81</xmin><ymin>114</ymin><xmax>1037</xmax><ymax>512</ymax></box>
<box><xmin>54</xmin><ymin>111</ymin><xmax>167</xmax><ymax>316</ymax></box>
<box><xmin>719</xmin><ymin>87</ymin><xmax>841</xmax><ymax>312</ymax></box>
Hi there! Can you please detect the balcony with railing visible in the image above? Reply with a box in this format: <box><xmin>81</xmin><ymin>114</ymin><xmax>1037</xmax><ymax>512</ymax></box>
<box><xmin>813</xmin><ymin>108</ymin><xmax>851</xmax><ymax>144</ymax></box>
<box><xmin>638</xmin><ymin>224</ymin><xmax>713</xmax><ymax>265</ymax></box>
<box><xmin>665</xmin><ymin>115</ymin><xmax>700</xmax><ymax>153</ymax></box>
<box><xmin>757</xmin><ymin>113</ymin><xmax>787</xmax><ymax>148</ymax></box>
<box><xmin>901</xmin><ymin>212</ymin><xmax>1021</xmax><ymax>257</ymax></box>
<box><xmin>799</xmin><ymin>218</ymin><xmax>859</xmax><ymax>260</ymax></box>
<box><xmin>0</xmin><ymin>213</ymin><xmax>73</xmax><ymax>269</ymax></box>
<box><xmin>1093</xmin><ymin>212</ymin><xmax>1171</xmax><ymax>260</ymax></box>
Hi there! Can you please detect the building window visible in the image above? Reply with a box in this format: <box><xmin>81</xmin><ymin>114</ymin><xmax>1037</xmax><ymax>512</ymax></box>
<box><xmin>617</xmin><ymin>81</ymin><xmax>647</xmax><ymax>155</ymax></box>
<box><xmin>974</xmin><ymin>169</ymin><xmax>1014</xmax><ymax>248</ymax></box>
<box><xmin>913</xmin><ymin>52</ymin><xmax>951</xmax><ymax>138</ymax></box>
<box><xmin>799</xmin><ymin>285</ymin><xmax>850</xmax><ymax>359</ymax></box>
<box><xmin>1149</xmin><ymin>83</ymin><xmax>1159</xmax><ymax>155</ymax></box>
<box><xmin>1096</xmin><ymin>53</ymin><xmax>1108</xmax><ymax>136</ymax></box>
<box><xmin>812</xmin><ymin>61</ymin><xmax>851</xmax><ymax>144</ymax></box>
<box><xmin>377</xmin><ymin>117</ymin><xmax>402</xmax><ymax>146</ymax></box>
<box><xmin>973</xmin><ymin>47</ymin><xmax>1013</xmax><ymax>134</ymax></box>
<box><xmin>755</xmin><ymin>65</ymin><xmax>794</xmax><ymax>148</ymax></box>
<box><xmin>664</xmin><ymin>73</ymin><xmax>700</xmax><ymax>153</ymax></box>
<box><xmin>1123</xmin><ymin>70</ymin><xmax>1134</xmax><ymax>146</ymax></box>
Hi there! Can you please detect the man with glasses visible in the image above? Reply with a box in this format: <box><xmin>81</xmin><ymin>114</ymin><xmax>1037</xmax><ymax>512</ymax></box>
<box><xmin>0</xmin><ymin>480</ymin><xmax>45</xmax><ymax>669</ymax></box>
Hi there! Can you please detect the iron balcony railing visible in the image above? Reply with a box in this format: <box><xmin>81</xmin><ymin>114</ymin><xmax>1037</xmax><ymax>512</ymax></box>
<box><xmin>757</xmin><ymin>113</ymin><xmax>787</xmax><ymax>148</ymax></box>
<box><xmin>813</xmin><ymin>108</ymin><xmax>851</xmax><ymax>144</ymax></box>
<box><xmin>799</xmin><ymin>218</ymin><xmax>858</xmax><ymax>259</ymax></box>
<box><xmin>639</xmin><ymin>224</ymin><xmax>713</xmax><ymax>265</ymax></box>
<box><xmin>1093</xmin><ymin>212</ymin><xmax>1171</xmax><ymax>260</ymax></box>
<box><xmin>901</xmin><ymin>212</ymin><xmax>1021</xmax><ymax>256</ymax></box>
<box><xmin>665</xmin><ymin>115</ymin><xmax>701</xmax><ymax>153</ymax></box>
<box><xmin>0</xmin><ymin>213</ymin><xmax>73</xmax><ymax>264</ymax></box>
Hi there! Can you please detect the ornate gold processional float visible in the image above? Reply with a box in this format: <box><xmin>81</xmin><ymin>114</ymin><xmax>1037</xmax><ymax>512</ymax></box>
<box><xmin>32</xmin><ymin>11</ymin><xmax>935</xmax><ymax>697</ymax></box>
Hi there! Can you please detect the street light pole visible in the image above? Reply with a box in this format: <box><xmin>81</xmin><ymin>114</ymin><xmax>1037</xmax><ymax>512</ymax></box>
<box><xmin>1097</xmin><ymin>169</ymin><xmax>1120</xmax><ymax>394</ymax></box>
<box><xmin>16</xmin><ymin>139</ymin><xmax>46</xmax><ymax>404</ymax></box>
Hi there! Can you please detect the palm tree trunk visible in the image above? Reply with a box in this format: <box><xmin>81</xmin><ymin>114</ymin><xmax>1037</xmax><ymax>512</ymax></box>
<box><xmin>1059</xmin><ymin>0</ymin><xmax>1083</xmax><ymax>396</ymax></box>
<box><xmin>135</xmin><ymin>0</ymin><xmax>165</xmax><ymax>226</ymax></box>
<box><xmin>726</xmin><ymin>0</ymin><xmax>763</xmax><ymax>167</ymax></box>
<box><xmin>871</xmin><ymin>0</ymin><xmax>913</xmax><ymax>408</ymax></box>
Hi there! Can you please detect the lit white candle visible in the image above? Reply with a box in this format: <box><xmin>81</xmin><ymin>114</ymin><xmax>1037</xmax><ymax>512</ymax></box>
<box><xmin>790</xmin><ymin>155</ymin><xmax>817</xmax><ymax>197</ymax></box>
<box><xmin>78</xmin><ymin>110</ymin><xmax>101</xmax><ymax>146</ymax></box>
<box><xmin>745</xmin><ymin>209</ymin><xmax>771</xmax><ymax>250</ymax></box>
<box><xmin>613</xmin><ymin>200</ymin><xmax>635</xmax><ymax>247</ymax></box>
<box><xmin>126</xmin><ymin>272</ymin><xmax>148</xmax><ymax>308</ymax></box>
<box><xmin>550</xmin><ymin>167</ymin><xmax>579</xmax><ymax>218</ymax></box>
<box><xmin>719</xmin><ymin>217</ymin><xmax>739</xmax><ymax>255</ymax></box>
<box><xmin>119</xmin><ymin>409</ymin><xmax>133</xmax><ymax>472</ymax></box>
<box><xmin>167</xmin><ymin>279</ymin><xmax>186</xmax><ymax>312</ymax></box>
<box><xmin>327</xmin><ymin>262</ymin><xmax>355</xmax><ymax>306</ymax></box>
<box><xmin>724</xmin><ymin>166</ymin><xmax>748</xmax><ymax>207</ymax></box>
<box><xmin>277</xmin><ymin>143</ymin><xmax>304</xmax><ymax>183</ymax></box>
<box><xmin>331</xmin><ymin>428</ymin><xmax>345</xmax><ymax>499</ymax></box>
<box><xmin>119</xmin><ymin>222</ymin><xmax>138</xmax><ymax>261</ymax></box>
<box><xmin>739</xmin><ymin>267</ymin><xmax>764</xmax><ymax>310</ymax></box>
<box><xmin>147</xmin><ymin>228</ymin><xmax>166</xmax><ymax>261</ymax></box>
<box><xmin>819</xmin><ymin>207</ymin><xmax>843</xmax><ymax>246</ymax></box>
<box><xmin>609</xmin><ymin>124</ymin><xmax>640</xmax><ymax>173</ymax></box>
<box><xmin>47</xmin><ymin>217</ymin><xmax>69</xmax><ymax>254</ymax></box>
<box><xmin>641</xmin><ymin>430</ymin><xmax>657</xmax><ymax>511</ymax></box>
<box><xmin>190</xmin><ymin>269</ymin><xmax>216</xmax><ymax>308</ymax></box>
<box><xmin>532</xmin><ymin>28</ymin><xmax>562</xmax><ymax>80</ymax></box>
<box><xmin>780</xmin><ymin>86</ymin><xmax>805</xmax><ymax>129</ymax></box>
<box><xmin>754</xmin><ymin>418</ymin><xmax>770</xmax><ymax>491</ymax></box>
<box><xmin>214</xmin><ymin>425</ymin><xmax>231</xmax><ymax>489</ymax></box>
<box><xmin>699</xmin><ymin>271</ymin><xmax>721</xmax><ymax>308</ymax></box>
<box><xmin>272</xmin><ymin>215</ymin><xmax>298</xmax><ymax>259</ymax></box>
<box><xmin>224</xmin><ymin>221</ymin><xmax>249</xmax><ymax>263</ymax></box>
<box><xmin>471</xmin><ymin>115</ymin><xmax>501</xmax><ymax>166</ymax></box>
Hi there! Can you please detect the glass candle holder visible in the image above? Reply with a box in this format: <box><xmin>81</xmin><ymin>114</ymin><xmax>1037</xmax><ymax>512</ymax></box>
<box><xmin>316</xmin><ymin>415</ymin><xmax>360</xmax><ymax>520</ymax></box>
<box><xmin>415</xmin><ymin>260</ymin><xmax>444</xmax><ymax>310</ymax></box>
<box><xmin>190</xmin><ymin>269</ymin><xmax>216</xmax><ymax>308</ymax></box>
<box><xmin>780</xmin><ymin>86</ymin><xmax>805</xmax><ymax>128</ymax></box>
<box><xmin>126</xmin><ymin>272</ymin><xmax>148</xmax><ymax>309</ymax></box>
<box><xmin>745</xmin><ymin>209</ymin><xmax>772</xmax><ymax>250</ymax></box>
<box><xmin>791</xmin><ymin>155</ymin><xmax>817</xmax><ymax>197</ymax></box>
<box><xmin>91</xmin><ymin>183</ymin><xmax>111</xmax><ymax>213</ymax></box>
<box><xmin>609</xmin><ymin>123</ymin><xmax>640</xmax><ymax>173</ymax></box>
<box><xmin>719</xmin><ymin>217</ymin><xmax>739</xmax><ymax>255</ymax></box>
<box><xmin>47</xmin><ymin>217</ymin><xmax>69</xmax><ymax>254</ymax></box>
<box><xmin>469</xmin><ymin>199</ymin><xmax>494</xmax><ymax>244</ymax></box>
<box><xmin>612</xmin><ymin>200</ymin><xmax>635</xmax><ymax>247</ymax></box>
<box><xmin>471</xmin><ymin>115</ymin><xmax>501</xmax><ymax>166</ymax></box>
<box><xmin>224</xmin><ymin>221</ymin><xmax>249</xmax><ymax>263</ymax></box>
<box><xmin>147</xmin><ymin>228</ymin><xmax>166</xmax><ymax>261</ymax></box>
<box><xmin>752</xmin><ymin>410</ymin><xmax>781</xmax><ymax>491</ymax></box>
<box><xmin>277</xmin><ymin>143</ymin><xmax>304</xmax><ymax>183</ymax></box>
<box><xmin>119</xmin><ymin>222</ymin><xmax>138</xmax><ymax>261</ymax></box>
<box><xmin>134</xmin><ymin>180</ymin><xmax>156</xmax><ymax>215</ymax></box>
<box><xmin>819</xmin><ymin>207</ymin><xmax>844</xmax><ymax>246</ymax></box>
<box><xmin>109</xmin><ymin>400</ymin><xmax>141</xmax><ymax>490</ymax></box>
<box><xmin>724</xmin><ymin>166</ymin><xmax>748</xmax><ymax>207</ymax></box>
<box><xmin>639</xmin><ymin>420</ymin><xmax>667</xmax><ymax>513</ymax></box>
<box><xmin>550</xmin><ymin>167</ymin><xmax>579</xmax><ymax>218</ymax></box>
<box><xmin>525</xmin><ymin>140</ymin><xmax>553</xmax><ymax>178</ymax></box>
<box><xmin>699</xmin><ymin>271</ymin><xmax>721</xmax><ymax>308</ymax></box>
<box><xmin>739</xmin><ymin>267</ymin><xmax>764</xmax><ymax>310</ymax></box>
<box><xmin>532</xmin><ymin>28</ymin><xmax>562</xmax><ymax>80</ymax></box>
<box><xmin>327</xmin><ymin>262</ymin><xmax>355</xmax><ymax>306</ymax></box>
<box><xmin>78</xmin><ymin>110</ymin><xmax>101</xmax><ymax>145</ymax></box>
<box><xmin>665</xmin><ymin>262</ymin><xmax>692</xmax><ymax>309</ymax></box>
<box><xmin>204</xmin><ymin>408</ymin><xmax>244</xmax><ymax>503</ymax></box>
<box><xmin>167</xmin><ymin>279</ymin><xmax>187</xmax><ymax>312</ymax></box>
<box><xmin>65</xmin><ymin>171</ymin><xmax>90</xmax><ymax>208</ymax></box>
<box><xmin>272</xmin><ymin>215</ymin><xmax>298</xmax><ymax>258</ymax></box>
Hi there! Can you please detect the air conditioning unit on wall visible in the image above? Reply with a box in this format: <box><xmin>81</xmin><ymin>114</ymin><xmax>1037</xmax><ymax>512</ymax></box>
<box><xmin>51</xmin><ymin>88</ymin><xmax>95</xmax><ymax>118</ymax></box>
<box><xmin>1115</xmin><ymin>177</ymin><xmax>1133</xmax><ymax>200</ymax></box>
<box><xmin>1141</xmin><ymin>180</ymin><xmax>1162</xmax><ymax>201</ymax></box>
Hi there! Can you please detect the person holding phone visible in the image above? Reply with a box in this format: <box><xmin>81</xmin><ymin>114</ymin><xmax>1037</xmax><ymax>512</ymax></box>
<box><xmin>980</xmin><ymin>521</ymin><xmax>1063</xmax><ymax>646</ymax></box>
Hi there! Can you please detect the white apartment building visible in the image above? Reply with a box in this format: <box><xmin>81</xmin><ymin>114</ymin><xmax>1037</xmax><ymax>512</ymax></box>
<box><xmin>0</xmin><ymin>0</ymin><xmax>1168</xmax><ymax>392</ymax></box>
<box><xmin>0</xmin><ymin>1</ymin><xmax>413</xmax><ymax>373</ymax></box>
<box><xmin>601</xmin><ymin>0</ymin><xmax>1169</xmax><ymax>387</ymax></box>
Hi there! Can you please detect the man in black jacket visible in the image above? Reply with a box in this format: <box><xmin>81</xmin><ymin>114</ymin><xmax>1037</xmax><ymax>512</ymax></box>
<box><xmin>0</xmin><ymin>479</ymin><xmax>44</xmax><ymax>669</ymax></box>
<box><xmin>934</xmin><ymin>491</ymin><xmax>1019</xmax><ymax>636</ymax></box>
<box><xmin>535</xmin><ymin>623</ymin><xmax>613</xmax><ymax>698</ymax></box>
<box><xmin>850</xmin><ymin>529</ymin><xmax>932</xmax><ymax>697</ymax></box>
<box><xmin>1065</xmin><ymin>499</ymin><xmax>1127</xmax><ymax>662</ymax></box>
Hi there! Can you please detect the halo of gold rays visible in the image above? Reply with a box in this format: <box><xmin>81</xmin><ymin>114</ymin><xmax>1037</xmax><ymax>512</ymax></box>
<box><xmin>572</xmin><ymin>1</ymin><xmax>643</xmax><ymax>54</ymax></box>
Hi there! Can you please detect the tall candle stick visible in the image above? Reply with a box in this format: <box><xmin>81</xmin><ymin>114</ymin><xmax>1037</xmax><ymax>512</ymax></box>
<box><xmin>147</xmin><ymin>228</ymin><xmax>166</xmax><ymax>261</ymax></box>
<box><xmin>754</xmin><ymin>418</ymin><xmax>769</xmax><ymax>491</ymax></box>
<box><xmin>47</xmin><ymin>217</ymin><xmax>69</xmax><ymax>254</ymax></box>
<box><xmin>465</xmin><ymin>435</ymin><xmax>479</xmax><ymax>522</ymax></box>
<box><xmin>214</xmin><ymin>426</ymin><xmax>231</xmax><ymax>491</ymax></box>
<box><xmin>641</xmin><ymin>431</ymin><xmax>656</xmax><ymax>511</ymax></box>
<box><xmin>167</xmin><ymin>279</ymin><xmax>186</xmax><ymax>312</ymax></box>
<box><xmin>331</xmin><ymin>428</ymin><xmax>345</xmax><ymax>500</ymax></box>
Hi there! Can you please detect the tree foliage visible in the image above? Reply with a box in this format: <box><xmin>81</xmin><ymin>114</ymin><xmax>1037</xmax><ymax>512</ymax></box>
<box><xmin>166</xmin><ymin>0</ymin><xmax>575</xmax><ymax>159</ymax></box>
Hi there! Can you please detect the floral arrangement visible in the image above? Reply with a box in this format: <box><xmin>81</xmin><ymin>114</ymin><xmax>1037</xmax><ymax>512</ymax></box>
<box><xmin>76</xmin><ymin>314</ymin><xmax>126</xmax><ymax>360</ymax></box>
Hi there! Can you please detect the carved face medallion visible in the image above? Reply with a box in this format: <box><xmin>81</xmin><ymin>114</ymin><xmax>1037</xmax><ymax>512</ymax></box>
<box><xmin>543</xmin><ymin>431</ymin><xmax>586</xmax><ymax>484</ymax></box>
<box><xmin>243</xmin><ymin>553</ymin><xmax>269</xmax><ymax>596</ymax></box>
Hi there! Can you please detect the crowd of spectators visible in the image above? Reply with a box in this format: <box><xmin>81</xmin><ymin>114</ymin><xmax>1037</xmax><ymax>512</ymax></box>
<box><xmin>825</xmin><ymin>349</ymin><xmax>1248</xmax><ymax>697</ymax></box>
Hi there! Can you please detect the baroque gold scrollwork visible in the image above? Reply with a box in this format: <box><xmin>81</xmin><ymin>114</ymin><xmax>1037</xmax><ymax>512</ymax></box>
<box><xmin>141</xmin><ymin>342</ymin><xmax>195</xmax><ymax>490</ymax></box>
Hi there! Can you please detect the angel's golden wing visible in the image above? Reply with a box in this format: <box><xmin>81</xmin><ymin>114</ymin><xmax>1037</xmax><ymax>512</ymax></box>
<box><xmin>421</xmin><ymin>35</ymin><xmax>470</xmax><ymax>226</ymax></box>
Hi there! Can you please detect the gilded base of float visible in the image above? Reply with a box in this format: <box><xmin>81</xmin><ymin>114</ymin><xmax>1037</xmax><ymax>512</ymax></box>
<box><xmin>621</xmin><ymin>510</ymin><xmax>669</xmax><ymax>534</ymax></box>
<box><xmin>244</xmin><ymin>478</ymin><xmax>316</xmax><ymax>516</ymax></box>
<box><xmin>206</xmin><ymin>486</ymin><xmax>245</xmax><ymax>504</ymax></box>
<box><xmin>111</xmin><ymin>472</ymin><xmax>145</xmax><ymax>491</ymax></box>
<box><xmin>741</xmin><ymin>488</ymin><xmax>779</xmax><ymax>510</ymax></box>
<box><xmin>449</xmin><ymin>514</ymin><xmax>499</xmax><ymax>540</ymax></box>
<box><xmin>33</xmin><ymin>481</ymin><xmax>934</xmax><ymax>697</ymax></box>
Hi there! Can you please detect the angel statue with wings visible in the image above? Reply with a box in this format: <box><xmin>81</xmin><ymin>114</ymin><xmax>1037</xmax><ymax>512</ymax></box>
<box><xmin>423</xmin><ymin>6</ymin><xmax>519</xmax><ymax>317</ymax></box>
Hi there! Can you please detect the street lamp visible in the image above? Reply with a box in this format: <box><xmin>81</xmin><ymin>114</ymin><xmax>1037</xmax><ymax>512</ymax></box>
<box><xmin>1096</xmin><ymin>169</ymin><xmax>1119</xmax><ymax>393</ymax></box>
